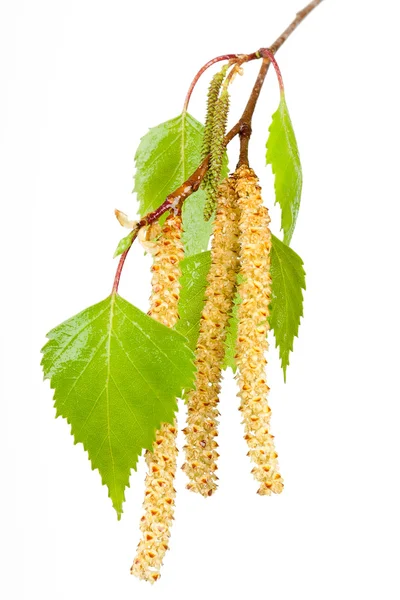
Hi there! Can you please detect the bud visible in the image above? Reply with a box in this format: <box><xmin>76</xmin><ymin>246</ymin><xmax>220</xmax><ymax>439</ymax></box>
<box><xmin>131</xmin><ymin>213</ymin><xmax>184</xmax><ymax>582</ymax></box>
<box><xmin>234</xmin><ymin>165</ymin><xmax>284</xmax><ymax>496</ymax></box>
<box><xmin>115</xmin><ymin>208</ymin><xmax>137</xmax><ymax>229</ymax></box>
<box><xmin>182</xmin><ymin>176</ymin><xmax>239</xmax><ymax>495</ymax></box>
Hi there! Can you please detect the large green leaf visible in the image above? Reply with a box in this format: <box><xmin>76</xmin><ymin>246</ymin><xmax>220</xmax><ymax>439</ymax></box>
<box><xmin>269</xmin><ymin>234</ymin><xmax>306</xmax><ymax>380</ymax></box>
<box><xmin>266</xmin><ymin>95</ymin><xmax>303</xmax><ymax>245</ymax></box>
<box><xmin>176</xmin><ymin>251</ymin><xmax>211</xmax><ymax>350</ymax></box>
<box><xmin>134</xmin><ymin>113</ymin><xmax>228</xmax><ymax>256</ymax></box>
<box><xmin>41</xmin><ymin>294</ymin><xmax>195</xmax><ymax>518</ymax></box>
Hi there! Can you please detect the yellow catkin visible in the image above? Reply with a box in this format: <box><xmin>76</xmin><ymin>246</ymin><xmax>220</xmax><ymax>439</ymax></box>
<box><xmin>131</xmin><ymin>213</ymin><xmax>184</xmax><ymax>584</ymax></box>
<box><xmin>234</xmin><ymin>165</ymin><xmax>284</xmax><ymax>496</ymax></box>
<box><xmin>182</xmin><ymin>176</ymin><xmax>239</xmax><ymax>496</ymax></box>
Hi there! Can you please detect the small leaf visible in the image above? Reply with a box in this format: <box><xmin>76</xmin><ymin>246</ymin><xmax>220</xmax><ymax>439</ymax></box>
<box><xmin>176</xmin><ymin>251</ymin><xmax>211</xmax><ymax>350</ymax></box>
<box><xmin>134</xmin><ymin>113</ymin><xmax>228</xmax><ymax>256</ymax></box>
<box><xmin>266</xmin><ymin>95</ymin><xmax>303</xmax><ymax>245</ymax></box>
<box><xmin>269</xmin><ymin>234</ymin><xmax>306</xmax><ymax>380</ymax></box>
<box><xmin>114</xmin><ymin>231</ymin><xmax>134</xmax><ymax>258</ymax></box>
<box><xmin>41</xmin><ymin>295</ymin><xmax>195</xmax><ymax>518</ymax></box>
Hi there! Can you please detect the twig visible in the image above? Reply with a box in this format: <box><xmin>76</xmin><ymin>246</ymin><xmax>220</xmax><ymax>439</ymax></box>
<box><xmin>238</xmin><ymin>58</ymin><xmax>271</xmax><ymax>167</ymax></box>
<box><xmin>237</xmin><ymin>0</ymin><xmax>324</xmax><ymax>166</ymax></box>
<box><xmin>112</xmin><ymin>0</ymin><xmax>324</xmax><ymax>294</ymax></box>
<box><xmin>268</xmin><ymin>0</ymin><xmax>323</xmax><ymax>55</ymax></box>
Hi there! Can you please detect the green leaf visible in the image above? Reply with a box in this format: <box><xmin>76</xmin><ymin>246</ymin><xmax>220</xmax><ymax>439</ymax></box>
<box><xmin>176</xmin><ymin>251</ymin><xmax>211</xmax><ymax>351</ymax></box>
<box><xmin>113</xmin><ymin>231</ymin><xmax>134</xmax><ymax>258</ymax></box>
<box><xmin>134</xmin><ymin>112</ymin><xmax>228</xmax><ymax>256</ymax></box>
<box><xmin>266</xmin><ymin>95</ymin><xmax>303</xmax><ymax>245</ymax></box>
<box><xmin>220</xmin><ymin>236</ymin><xmax>305</xmax><ymax>380</ymax></box>
<box><xmin>269</xmin><ymin>234</ymin><xmax>306</xmax><ymax>380</ymax></box>
<box><xmin>41</xmin><ymin>295</ymin><xmax>195</xmax><ymax>518</ymax></box>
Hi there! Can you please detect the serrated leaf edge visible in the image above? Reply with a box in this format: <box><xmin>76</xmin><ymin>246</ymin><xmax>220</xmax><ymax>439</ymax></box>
<box><xmin>270</xmin><ymin>235</ymin><xmax>306</xmax><ymax>381</ymax></box>
<box><xmin>41</xmin><ymin>295</ymin><xmax>194</xmax><ymax>518</ymax></box>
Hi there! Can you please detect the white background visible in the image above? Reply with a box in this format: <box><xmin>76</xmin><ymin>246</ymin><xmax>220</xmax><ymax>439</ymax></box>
<box><xmin>1</xmin><ymin>0</ymin><xmax>400</xmax><ymax>598</ymax></box>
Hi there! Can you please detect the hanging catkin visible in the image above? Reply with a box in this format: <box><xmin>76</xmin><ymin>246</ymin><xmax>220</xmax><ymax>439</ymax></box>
<box><xmin>182</xmin><ymin>176</ymin><xmax>239</xmax><ymax>496</ymax></box>
<box><xmin>201</xmin><ymin>64</ymin><xmax>229</xmax><ymax>164</ymax></box>
<box><xmin>234</xmin><ymin>165</ymin><xmax>284</xmax><ymax>496</ymax></box>
<box><xmin>131</xmin><ymin>213</ymin><xmax>184</xmax><ymax>583</ymax></box>
<box><xmin>203</xmin><ymin>87</ymin><xmax>230</xmax><ymax>221</ymax></box>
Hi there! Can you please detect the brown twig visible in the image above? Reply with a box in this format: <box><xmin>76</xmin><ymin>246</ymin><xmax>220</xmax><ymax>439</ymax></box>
<box><xmin>268</xmin><ymin>0</ymin><xmax>323</xmax><ymax>54</ymax></box>
<box><xmin>237</xmin><ymin>0</ymin><xmax>324</xmax><ymax>166</ymax></box>
<box><xmin>112</xmin><ymin>0</ymin><xmax>324</xmax><ymax>294</ymax></box>
<box><xmin>237</xmin><ymin>58</ymin><xmax>271</xmax><ymax>168</ymax></box>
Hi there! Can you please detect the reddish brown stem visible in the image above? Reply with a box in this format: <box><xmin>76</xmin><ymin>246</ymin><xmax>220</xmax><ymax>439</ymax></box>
<box><xmin>238</xmin><ymin>58</ymin><xmax>271</xmax><ymax>167</ymax></box>
<box><xmin>182</xmin><ymin>50</ymin><xmax>265</xmax><ymax>113</ymax></box>
<box><xmin>260</xmin><ymin>48</ymin><xmax>284</xmax><ymax>92</ymax></box>
<box><xmin>112</xmin><ymin>246</ymin><xmax>131</xmax><ymax>294</ymax></box>
<box><xmin>112</xmin><ymin>158</ymin><xmax>210</xmax><ymax>294</ymax></box>
<box><xmin>183</xmin><ymin>54</ymin><xmax>238</xmax><ymax>113</ymax></box>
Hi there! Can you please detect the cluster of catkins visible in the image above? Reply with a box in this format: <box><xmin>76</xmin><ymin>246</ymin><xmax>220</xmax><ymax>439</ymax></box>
<box><xmin>131</xmin><ymin>165</ymin><xmax>283</xmax><ymax>583</ymax></box>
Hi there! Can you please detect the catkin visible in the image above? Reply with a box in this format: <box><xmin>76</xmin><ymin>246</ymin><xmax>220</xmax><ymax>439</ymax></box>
<box><xmin>234</xmin><ymin>165</ymin><xmax>284</xmax><ymax>496</ymax></box>
<box><xmin>202</xmin><ymin>65</ymin><xmax>229</xmax><ymax>222</ymax></box>
<box><xmin>203</xmin><ymin>88</ymin><xmax>230</xmax><ymax>221</ymax></box>
<box><xmin>182</xmin><ymin>176</ymin><xmax>239</xmax><ymax>496</ymax></box>
<box><xmin>201</xmin><ymin>64</ymin><xmax>229</xmax><ymax>163</ymax></box>
<box><xmin>131</xmin><ymin>213</ymin><xmax>184</xmax><ymax>583</ymax></box>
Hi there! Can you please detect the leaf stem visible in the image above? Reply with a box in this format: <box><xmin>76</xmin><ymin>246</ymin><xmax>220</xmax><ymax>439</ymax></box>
<box><xmin>260</xmin><ymin>48</ymin><xmax>285</xmax><ymax>94</ymax></box>
<box><xmin>112</xmin><ymin>245</ymin><xmax>132</xmax><ymax>294</ymax></box>
<box><xmin>183</xmin><ymin>54</ymin><xmax>239</xmax><ymax>114</ymax></box>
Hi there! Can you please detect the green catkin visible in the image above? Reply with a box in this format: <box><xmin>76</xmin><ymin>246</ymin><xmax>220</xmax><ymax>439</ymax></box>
<box><xmin>131</xmin><ymin>214</ymin><xmax>184</xmax><ymax>584</ymax></box>
<box><xmin>201</xmin><ymin>64</ymin><xmax>229</xmax><ymax>163</ymax></box>
<box><xmin>203</xmin><ymin>87</ymin><xmax>230</xmax><ymax>221</ymax></box>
